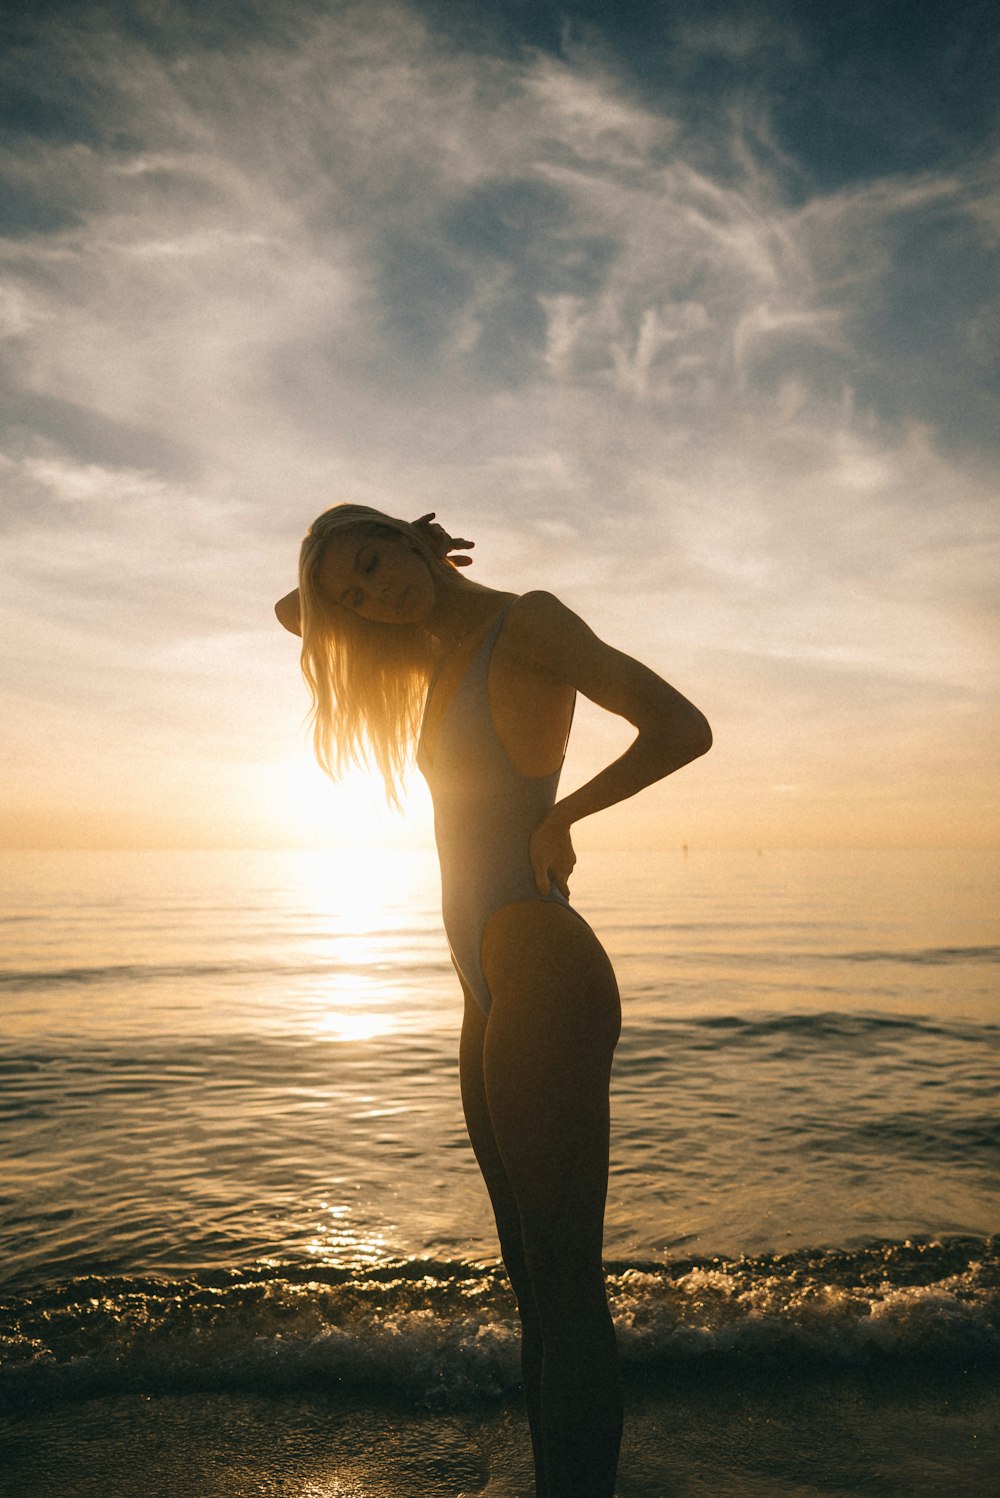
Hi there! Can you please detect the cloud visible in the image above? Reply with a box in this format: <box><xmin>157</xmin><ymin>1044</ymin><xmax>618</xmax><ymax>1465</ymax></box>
<box><xmin>0</xmin><ymin>0</ymin><xmax>996</xmax><ymax>847</ymax></box>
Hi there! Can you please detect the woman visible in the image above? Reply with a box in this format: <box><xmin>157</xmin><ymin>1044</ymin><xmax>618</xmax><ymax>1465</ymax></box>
<box><xmin>275</xmin><ymin>505</ymin><xmax>711</xmax><ymax>1498</ymax></box>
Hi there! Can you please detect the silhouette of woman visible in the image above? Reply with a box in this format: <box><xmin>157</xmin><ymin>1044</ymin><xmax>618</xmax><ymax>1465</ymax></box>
<box><xmin>276</xmin><ymin>505</ymin><xmax>711</xmax><ymax>1498</ymax></box>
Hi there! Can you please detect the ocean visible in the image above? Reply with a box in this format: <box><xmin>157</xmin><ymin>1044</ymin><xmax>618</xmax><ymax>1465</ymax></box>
<box><xmin>1</xmin><ymin>846</ymin><xmax>998</xmax><ymax>1496</ymax></box>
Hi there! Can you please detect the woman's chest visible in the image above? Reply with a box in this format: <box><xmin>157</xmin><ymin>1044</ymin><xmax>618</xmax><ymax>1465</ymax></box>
<box><xmin>422</xmin><ymin>640</ymin><xmax>573</xmax><ymax>779</ymax></box>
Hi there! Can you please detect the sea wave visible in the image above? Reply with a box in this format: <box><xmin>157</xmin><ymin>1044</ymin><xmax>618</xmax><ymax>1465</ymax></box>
<box><xmin>2</xmin><ymin>1238</ymin><xmax>996</xmax><ymax>1409</ymax></box>
<box><xmin>2</xmin><ymin>941</ymin><xmax>996</xmax><ymax>994</ymax></box>
<box><xmin>689</xmin><ymin>1010</ymin><xmax>996</xmax><ymax>1039</ymax></box>
<box><xmin>0</xmin><ymin>956</ymin><xmax>448</xmax><ymax>990</ymax></box>
<box><xmin>836</xmin><ymin>945</ymin><xmax>1000</xmax><ymax>966</ymax></box>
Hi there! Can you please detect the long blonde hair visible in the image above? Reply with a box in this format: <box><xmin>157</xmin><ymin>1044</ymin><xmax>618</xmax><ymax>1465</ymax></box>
<box><xmin>298</xmin><ymin>504</ymin><xmax>459</xmax><ymax>806</ymax></box>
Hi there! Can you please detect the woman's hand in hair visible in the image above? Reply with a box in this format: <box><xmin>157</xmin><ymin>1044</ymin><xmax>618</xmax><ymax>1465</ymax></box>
<box><xmin>412</xmin><ymin>513</ymin><xmax>475</xmax><ymax>567</ymax></box>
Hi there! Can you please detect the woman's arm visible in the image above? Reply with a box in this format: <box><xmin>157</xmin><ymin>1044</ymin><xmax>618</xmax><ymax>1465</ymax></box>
<box><xmin>511</xmin><ymin>592</ymin><xmax>712</xmax><ymax>894</ymax></box>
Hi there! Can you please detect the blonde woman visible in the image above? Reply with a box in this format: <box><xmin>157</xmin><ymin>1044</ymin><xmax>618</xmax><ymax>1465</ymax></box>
<box><xmin>276</xmin><ymin>505</ymin><xmax>711</xmax><ymax>1498</ymax></box>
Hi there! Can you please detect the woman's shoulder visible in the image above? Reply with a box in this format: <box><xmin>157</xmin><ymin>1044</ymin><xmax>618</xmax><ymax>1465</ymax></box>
<box><xmin>508</xmin><ymin>589</ymin><xmax>572</xmax><ymax>624</ymax></box>
<box><xmin>510</xmin><ymin>589</ymin><xmax>596</xmax><ymax>630</ymax></box>
<box><xmin>503</xmin><ymin>591</ymin><xmax>594</xmax><ymax>671</ymax></box>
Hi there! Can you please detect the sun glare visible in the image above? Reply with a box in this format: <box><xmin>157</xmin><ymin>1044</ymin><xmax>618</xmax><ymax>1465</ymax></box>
<box><xmin>316</xmin><ymin>1006</ymin><xmax>389</xmax><ymax>1043</ymax></box>
<box><xmin>272</xmin><ymin>756</ymin><xmax>434</xmax><ymax>849</ymax></box>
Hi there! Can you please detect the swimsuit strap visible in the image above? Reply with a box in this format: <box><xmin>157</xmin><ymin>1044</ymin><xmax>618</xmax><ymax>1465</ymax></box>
<box><xmin>465</xmin><ymin>602</ymin><xmax>514</xmax><ymax>694</ymax></box>
<box><xmin>419</xmin><ymin>601</ymin><xmax>515</xmax><ymax>770</ymax></box>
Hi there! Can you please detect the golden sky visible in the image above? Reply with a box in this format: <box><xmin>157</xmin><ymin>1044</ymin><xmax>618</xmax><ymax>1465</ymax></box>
<box><xmin>2</xmin><ymin>0</ymin><xmax>997</xmax><ymax>851</ymax></box>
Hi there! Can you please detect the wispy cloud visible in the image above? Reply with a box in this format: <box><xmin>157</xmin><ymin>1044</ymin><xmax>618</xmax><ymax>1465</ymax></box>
<box><xmin>1</xmin><ymin>0</ymin><xmax>996</xmax><ymax>847</ymax></box>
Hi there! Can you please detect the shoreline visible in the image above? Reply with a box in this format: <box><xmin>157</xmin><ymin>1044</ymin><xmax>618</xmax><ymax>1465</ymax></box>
<box><xmin>3</xmin><ymin>1362</ymin><xmax>999</xmax><ymax>1498</ymax></box>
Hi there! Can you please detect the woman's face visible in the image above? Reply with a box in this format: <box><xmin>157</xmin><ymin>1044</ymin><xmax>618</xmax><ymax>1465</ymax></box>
<box><xmin>317</xmin><ymin>530</ymin><xmax>436</xmax><ymax>625</ymax></box>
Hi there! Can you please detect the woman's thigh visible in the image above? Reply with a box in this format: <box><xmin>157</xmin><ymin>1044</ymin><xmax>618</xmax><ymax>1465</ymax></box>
<box><xmin>458</xmin><ymin>984</ymin><xmax>525</xmax><ymax>1255</ymax></box>
<box><xmin>480</xmin><ymin>902</ymin><xmax>621</xmax><ymax>1275</ymax></box>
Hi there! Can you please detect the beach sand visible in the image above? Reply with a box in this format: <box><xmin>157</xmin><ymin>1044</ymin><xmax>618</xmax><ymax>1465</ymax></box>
<box><xmin>3</xmin><ymin>1364</ymin><xmax>997</xmax><ymax>1497</ymax></box>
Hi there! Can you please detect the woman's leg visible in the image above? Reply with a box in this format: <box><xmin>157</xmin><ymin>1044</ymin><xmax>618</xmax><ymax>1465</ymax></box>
<box><xmin>459</xmin><ymin>987</ymin><xmax>550</xmax><ymax>1494</ymax></box>
<box><xmin>481</xmin><ymin>902</ymin><xmax>623</xmax><ymax>1498</ymax></box>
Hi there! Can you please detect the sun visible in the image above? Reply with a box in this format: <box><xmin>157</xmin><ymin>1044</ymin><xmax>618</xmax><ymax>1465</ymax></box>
<box><xmin>270</xmin><ymin>754</ymin><xmax>433</xmax><ymax>848</ymax></box>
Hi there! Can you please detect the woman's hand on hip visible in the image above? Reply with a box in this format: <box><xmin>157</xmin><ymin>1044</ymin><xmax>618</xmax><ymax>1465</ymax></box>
<box><xmin>530</xmin><ymin>810</ymin><xmax>576</xmax><ymax>898</ymax></box>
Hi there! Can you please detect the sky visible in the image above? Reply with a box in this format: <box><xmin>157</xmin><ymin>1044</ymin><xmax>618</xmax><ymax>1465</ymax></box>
<box><xmin>1</xmin><ymin>0</ymin><xmax>997</xmax><ymax>852</ymax></box>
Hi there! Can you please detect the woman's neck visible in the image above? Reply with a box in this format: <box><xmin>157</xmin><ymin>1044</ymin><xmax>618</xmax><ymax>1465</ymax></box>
<box><xmin>426</xmin><ymin>577</ymin><xmax>512</xmax><ymax>649</ymax></box>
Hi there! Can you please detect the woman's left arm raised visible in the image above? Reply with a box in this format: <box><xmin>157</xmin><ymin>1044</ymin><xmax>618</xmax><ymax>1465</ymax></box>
<box><xmin>516</xmin><ymin>592</ymin><xmax>712</xmax><ymax>895</ymax></box>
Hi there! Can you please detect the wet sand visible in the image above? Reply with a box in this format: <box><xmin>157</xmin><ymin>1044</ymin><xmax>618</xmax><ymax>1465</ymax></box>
<box><xmin>2</xmin><ymin>1363</ymin><xmax>997</xmax><ymax>1497</ymax></box>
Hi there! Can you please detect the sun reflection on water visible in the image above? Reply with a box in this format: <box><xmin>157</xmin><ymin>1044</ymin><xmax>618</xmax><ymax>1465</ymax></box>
<box><xmin>316</xmin><ymin>1007</ymin><xmax>392</xmax><ymax>1043</ymax></box>
<box><xmin>266</xmin><ymin>844</ymin><xmax>443</xmax><ymax>1041</ymax></box>
<box><xmin>306</xmin><ymin>1201</ymin><xmax>393</xmax><ymax>1265</ymax></box>
<box><xmin>276</xmin><ymin>843</ymin><xmax>437</xmax><ymax>931</ymax></box>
